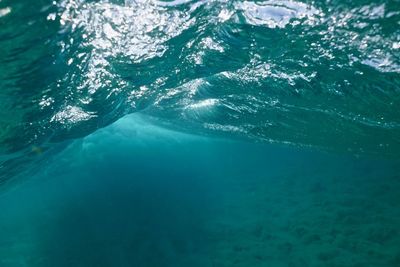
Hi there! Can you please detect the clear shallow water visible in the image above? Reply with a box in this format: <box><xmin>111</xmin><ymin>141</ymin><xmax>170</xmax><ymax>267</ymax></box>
<box><xmin>1</xmin><ymin>0</ymin><xmax>400</xmax><ymax>174</ymax></box>
<box><xmin>1</xmin><ymin>114</ymin><xmax>400</xmax><ymax>266</ymax></box>
<box><xmin>0</xmin><ymin>0</ymin><xmax>400</xmax><ymax>266</ymax></box>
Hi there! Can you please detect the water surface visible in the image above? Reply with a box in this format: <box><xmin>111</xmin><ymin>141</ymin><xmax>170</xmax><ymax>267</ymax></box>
<box><xmin>0</xmin><ymin>0</ymin><xmax>399</xmax><ymax>266</ymax></box>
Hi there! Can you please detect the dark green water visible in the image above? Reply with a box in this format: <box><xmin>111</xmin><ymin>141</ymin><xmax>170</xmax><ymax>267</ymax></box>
<box><xmin>0</xmin><ymin>0</ymin><xmax>400</xmax><ymax>266</ymax></box>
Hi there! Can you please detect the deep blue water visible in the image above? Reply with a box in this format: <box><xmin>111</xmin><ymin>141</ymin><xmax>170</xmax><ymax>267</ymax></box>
<box><xmin>0</xmin><ymin>0</ymin><xmax>400</xmax><ymax>266</ymax></box>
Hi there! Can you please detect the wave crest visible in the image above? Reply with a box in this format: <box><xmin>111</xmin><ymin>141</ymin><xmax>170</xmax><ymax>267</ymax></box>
<box><xmin>1</xmin><ymin>0</ymin><xmax>400</xmax><ymax>183</ymax></box>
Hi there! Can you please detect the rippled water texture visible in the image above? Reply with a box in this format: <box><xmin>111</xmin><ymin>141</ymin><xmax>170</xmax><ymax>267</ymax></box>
<box><xmin>1</xmin><ymin>0</ymin><xmax>400</xmax><ymax>181</ymax></box>
<box><xmin>1</xmin><ymin>1</ymin><xmax>400</xmax><ymax>266</ymax></box>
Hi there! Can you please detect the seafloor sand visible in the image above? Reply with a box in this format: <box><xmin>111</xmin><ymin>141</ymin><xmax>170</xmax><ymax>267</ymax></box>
<box><xmin>203</xmin><ymin>161</ymin><xmax>400</xmax><ymax>267</ymax></box>
<box><xmin>0</xmin><ymin>114</ymin><xmax>399</xmax><ymax>267</ymax></box>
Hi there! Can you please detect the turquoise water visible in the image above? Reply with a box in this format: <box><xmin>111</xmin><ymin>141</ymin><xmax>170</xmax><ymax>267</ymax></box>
<box><xmin>1</xmin><ymin>114</ymin><xmax>400</xmax><ymax>266</ymax></box>
<box><xmin>1</xmin><ymin>0</ymin><xmax>400</xmax><ymax>266</ymax></box>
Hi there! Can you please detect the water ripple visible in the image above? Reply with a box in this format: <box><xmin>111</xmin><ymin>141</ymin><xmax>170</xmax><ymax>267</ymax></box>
<box><xmin>1</xmin><ymin>0</ymin><xmax>400</xmax><ymax>182</ymax></box>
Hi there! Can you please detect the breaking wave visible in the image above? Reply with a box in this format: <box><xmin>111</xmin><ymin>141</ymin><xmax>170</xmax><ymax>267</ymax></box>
<box><xmin>1</xmin><ymin>0</ymin><xmax>400</xmax><ymax>182</ymax></box>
